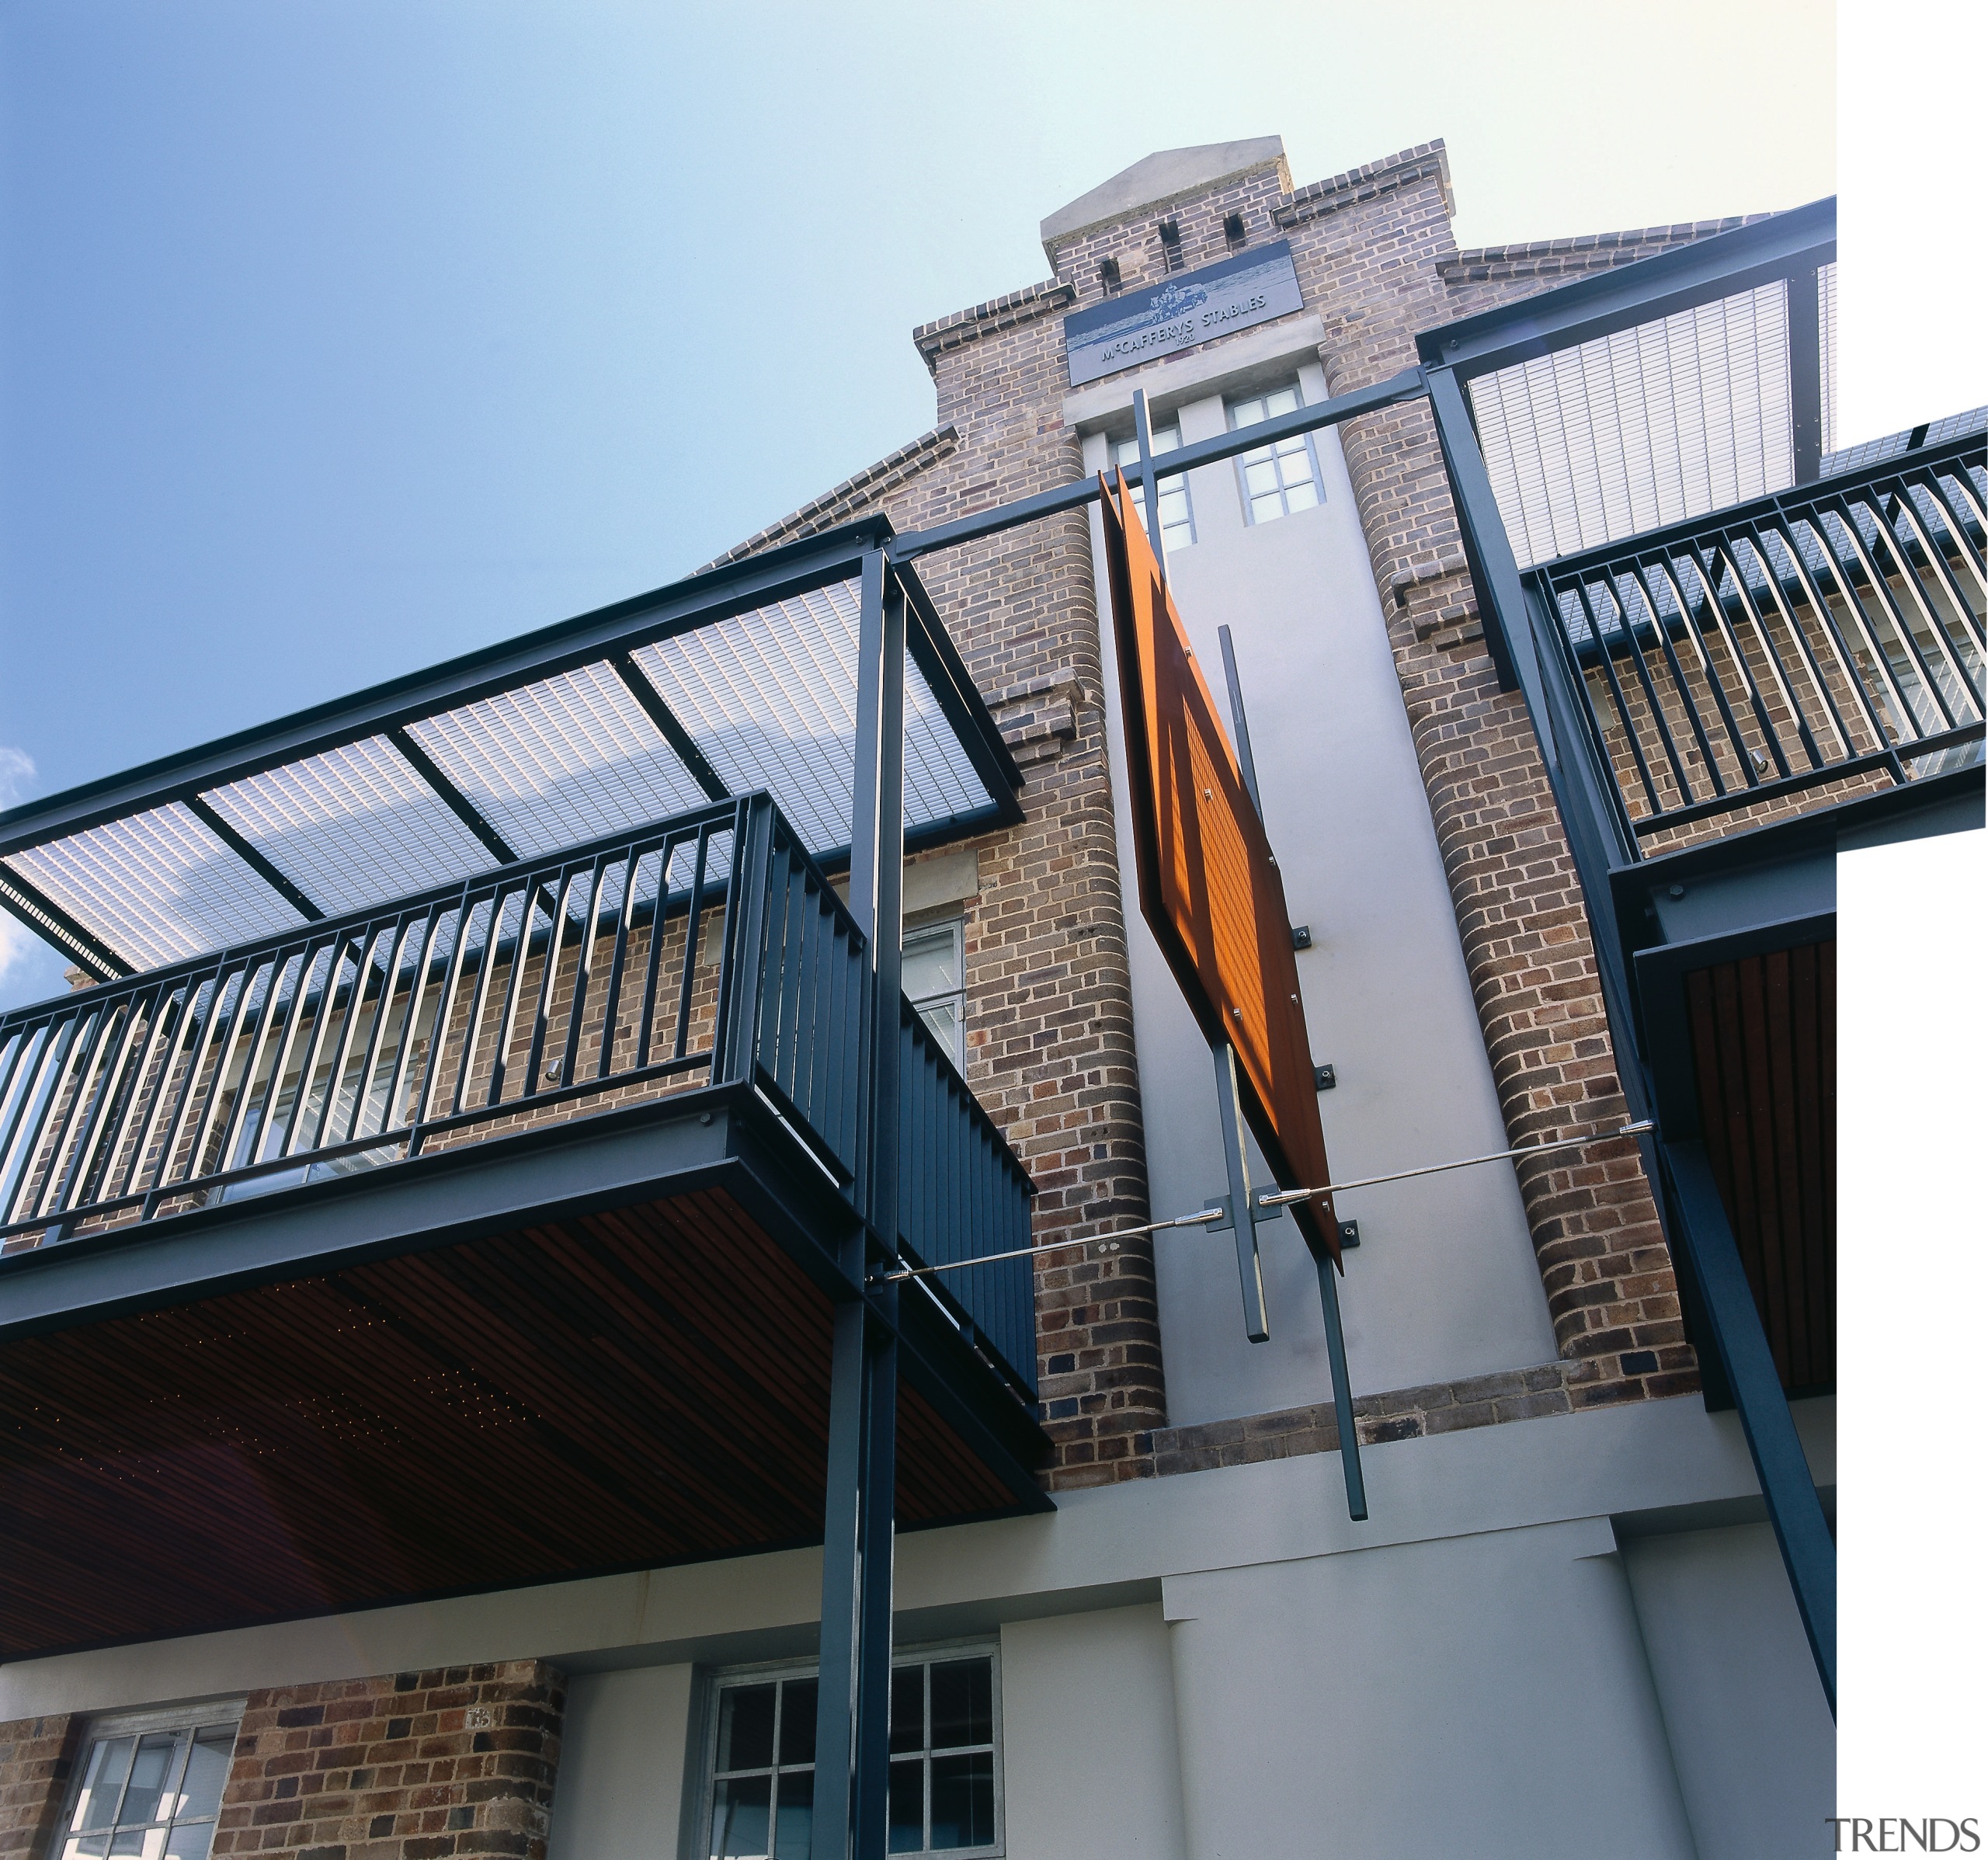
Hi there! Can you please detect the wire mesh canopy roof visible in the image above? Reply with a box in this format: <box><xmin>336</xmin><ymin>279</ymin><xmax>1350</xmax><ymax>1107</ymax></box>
<box><xmin>0</xmin><ymin>520</ymin><xmax>1022</xmax><ymax>981</ymax></box>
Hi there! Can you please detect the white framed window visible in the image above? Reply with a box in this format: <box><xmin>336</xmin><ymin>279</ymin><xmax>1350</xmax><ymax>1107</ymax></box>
<box><xmin>1227</xmin><ymin>381</ymin><xmax>1323</xmax><ymax>523</ymax></box>
<box><xmin>702</xmin><ymin>1647</ymin><xmax>1002</xmax><ymax>1858</ymax></box>
<box><xmin>1111</xmin><ymin>424</ymin><xmax>1194</xmax><ymax>555</ymax></box>
<box><xmin>902</xmin><ymin>918</ymin><xmax>966</xmax><ymax>1067</ymax></box>
<box><xmin>50</xmin><ymin>1704</ymin><xmax>243</xmax><ymax>1860</ymax></box>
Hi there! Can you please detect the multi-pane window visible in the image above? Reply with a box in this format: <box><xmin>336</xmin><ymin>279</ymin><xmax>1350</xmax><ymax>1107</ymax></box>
<box><xmin>1112</xmin><ymin>425</ymin><xmax>1194</xmax><ymax>555</ymax></box>
<box><xmin>902</xmin><ymin>919</ymin><xmax>966</xmax><ymax>1066</ymax></box>
<box><xmin>54</xmin><ymin>1710</ymin><xmax>241</xmax><ymax>1860</ymax></box>
<box><xmin>1227</xmin><ymin>381</ymin><xmax>1323</xmax><ymax>524</ymax></box>
<box><xmin>704</xmin><ymin>1653</ymin><xmax>1000</xmax><ymax>1858</ymax></box>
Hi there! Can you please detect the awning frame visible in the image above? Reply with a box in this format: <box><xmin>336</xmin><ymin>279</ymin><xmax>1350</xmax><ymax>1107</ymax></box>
<box><xmin>0</xmin><ymin>520</ymin><xmax>1024</xmax><ymax>982</ymax></box>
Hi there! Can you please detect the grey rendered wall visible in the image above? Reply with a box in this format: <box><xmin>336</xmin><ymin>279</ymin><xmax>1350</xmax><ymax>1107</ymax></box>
<box><xmin>999</xmin><ymin>1604</ymin><xmax>1189</xmax><ymax>1860</ymax></box>
<box><xmin>1163</xmin><ymin>1518</ymin><xmax>1698</xmax><ymax>1860</ymax></box>
<box><xmin>1081</xmin><ymin>346</ymin><xmax>1555</xmax><ymax>1424</ymax></box>
<box><xmin>547</xmin><ymin>1664</ymin><xmax>695</xmax><ymax>1860</ymax></box>
<box><xmin>1623</xmin><ymin>1523</ymin><xmax>1836</xmax><ymax>1858</ymax></box>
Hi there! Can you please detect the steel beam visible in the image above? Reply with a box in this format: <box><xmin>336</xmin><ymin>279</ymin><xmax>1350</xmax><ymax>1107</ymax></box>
<box><xmin>182</xmin><ymin>794</ymin><xmax>325</xmax><ymax>922</ymax></box>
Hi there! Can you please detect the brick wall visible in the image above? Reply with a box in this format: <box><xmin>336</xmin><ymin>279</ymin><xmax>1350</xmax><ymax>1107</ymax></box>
<box><xmin>703</xmin><ymin>141</ymin><xmax>1805</xmax><ymax>1462</ymax></box>
<box><xmin>0</xmin><ymin>1714</ymin><xmax>77</xmax><ymax>1860</ymax></box>
<box><xmin>217</xmin><ymin>1663</ymin><xmax>564</xmax><ymax>1860</ymax></box>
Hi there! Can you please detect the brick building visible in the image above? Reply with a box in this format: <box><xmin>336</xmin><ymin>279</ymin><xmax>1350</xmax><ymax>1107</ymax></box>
<box><xmin>4</xmin><ymin>134</ymin><xmax>1981</xmax><ymax>1857</ymax></box>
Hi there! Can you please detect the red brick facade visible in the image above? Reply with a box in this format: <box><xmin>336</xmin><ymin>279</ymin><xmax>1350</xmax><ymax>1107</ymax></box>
<box><xmin>216</xmin><ymin>1664</ymin><xmax>564</xmax><ymax>1860</ymax></box>
<box><xmin>0</xmin><ymin>1716</ymin><xmax>77</xmax><ymax>1860</ymax></box>
<box><xmin>721</xmin><ymin>139</ymin><xmax>1789</xmax><ymax>1467</ymax></box>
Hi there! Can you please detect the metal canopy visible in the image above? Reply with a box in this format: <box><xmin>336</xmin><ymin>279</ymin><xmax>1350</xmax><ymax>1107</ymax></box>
<box><xmin>0</xmin><ymin>521</ymin><xmax>1024</xmax><ymax>982</ymax></box>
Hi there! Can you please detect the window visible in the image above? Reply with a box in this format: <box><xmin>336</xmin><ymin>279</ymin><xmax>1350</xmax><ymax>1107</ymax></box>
<box><xmin>1223</xmin><ymin>212</ymin><xmax>1247</xmax><ymax>253</ymax></box>
<box><xmin>1156</xmin><ymin>220</ymin><xmax>1183</xmax><ymax>273</ymax></box>
<box><xmin>1227</xmin><ymin>381</ymin><xmax>1324</xmax><ymax>524</ymax></box>
<box><xmin>902</xmin><ymin>919</ymin><xmax>965</xmax><ymax>1066</ymax></box>
<box><xmin>1112</xmin><ymin>423</ymin><xmax>1194</xmax><ymax>555</ymax></box>
<box><xmin>53</xmin><ymin>1707</ymin><xmax>242</xmax><ymax>1860</ymax></box>
<box><xmin>704</xmin><ymin>1651</ymin><xmax>1001</xmax><ymax>1858</ymax></box>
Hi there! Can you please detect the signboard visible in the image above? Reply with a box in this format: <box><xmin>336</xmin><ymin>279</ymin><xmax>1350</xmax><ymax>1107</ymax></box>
<box><xmin>1099</xmin><ymin>469</ymin><xmax>1340</xmax><ymax>1266</ymax></box>
<box><xmin>1064</xmin><ymin>242</ymin><xmax>1303</xmax><ymax>388</ymax></box>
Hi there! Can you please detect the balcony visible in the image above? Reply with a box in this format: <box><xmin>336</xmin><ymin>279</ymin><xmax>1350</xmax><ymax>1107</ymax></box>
<box><xmin>1419</xmin><ymin>195</ymin><xmax>1985</xmax><ymax>1709</ymax></box>
<box><xmin>0</xmin><ymin>524</ymin><xmax>1048</xmax><ymax>1663</ymax></box>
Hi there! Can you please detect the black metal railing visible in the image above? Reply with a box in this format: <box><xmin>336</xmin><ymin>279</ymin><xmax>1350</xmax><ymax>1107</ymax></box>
<box><xmin>1524</xmin><ymin>434</ymin><xmax>1986</xmax><ymax>846</ymax></box>
<box><xmin>0</xmin><ymin>792</ymin><xmax>1037</xmax><ymax>1392</ymax></box>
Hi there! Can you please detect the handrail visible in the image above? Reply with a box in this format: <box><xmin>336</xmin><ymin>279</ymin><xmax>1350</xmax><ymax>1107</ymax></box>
<box><xmin>1523</xmin><ymin>437</ymin><xmax>1986</xmax><ymax>846</ymax></box>
<box><xmin>0</xmin><ymin>790</ymin><xmax>1041</xmax><ymax>1396</ymax></box>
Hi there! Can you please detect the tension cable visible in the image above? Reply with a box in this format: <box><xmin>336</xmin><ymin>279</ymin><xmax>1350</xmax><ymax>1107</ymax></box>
<box><xmin>875</xmin><ymin>1118</ymin><xmax>1655</xmax><ymax>1285</ymax></box>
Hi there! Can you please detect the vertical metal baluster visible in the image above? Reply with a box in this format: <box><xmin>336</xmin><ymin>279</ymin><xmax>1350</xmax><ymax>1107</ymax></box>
<box><xmin>676</xmin><ymin>827</ymin><xmax>713</xmax><ymax>1064</ymax></box>
<box><xmin>33</xmin><ymin>1000</ymin><xmax>123</xmax><ymax>1220</ymax></box>
<box><xmin>489</xmin><ymin>878</ymin><xmax>550</xmax><ymax>1107</ymax></box>
<box><xmin>0</xmin><ymin>1020</ymin><xmax>71</xmax><ymax>1225</ymax></box>
<box><xmin>1913</xmin><ymin>467</ymin><xmax>1987</xmax><ymax>589</ymax></box>
<box><xmin>1848</xmin><ymin>492</ymin><xmax>1982</xmax><ymax>715</ymax></box>
<box><xmin>121</xmin><ymin>983</ymin><xmax>198</xmax><ymax>1198</ymax></box>
<box><xmin>415</xmin><ymin>889</ymin><xmax>482</xmax><ymax>1139</ymax></box>
<box><xmin>151</xmin><ymin>965</ymin><xmax>236</xmax><ymax>1191</ymax></box>
<box><xmin>56</xmin><ymin>987</ymin><xmax>158</xmax><ymax>1218</ymax></box>
<box><xmin>1829</xmin><ymin>495</ymin><xmax>1972</xmax><ymax>727</ymax></box>
<box><xmin>241</xmin><ymin>947</ymin><xmax>315</xmax><ymax>1168</ymax></box>
<box><xmin>1598</xmin><ymin>568</ymin><xmax>1697</xmax><ymax>807</ymax></box>
<box><xmin>1642</xmin><ymin>555</ymin><xmax>1760</xmax><ymax>787</ymax></box>
<box><xmin>1891</xmin><ymin>474</ymin><xmax>1984</xmax><ymax>654</ymax></box>
<box><xmin>1766</xmin><ymin>516</ymin><xmax>1910</xmax><ymax>774</ymax></box>
<box><xmin>1729</xmin><ymin>530</ymin><xmax>1854</xmax><ymax>765</ymax></box>
<box><xmin>305</xmin><ymin>933</ymin><xmax>378</xmax><ymax>1155</ymax></box>
<box><xmin>1566</xmin><ymin>576</ymin><xmax>1663</xmax><ymax>818</ymax></box>
<box><xmin>210</xmin><ymin>951</ymin><xmax>293</xmax><ymax>1175</ymax></box>
<box><xmin>1625</xmin><ymin>560</ymin><xmax>1729</xmax><ymax>798</ymax></box>
<box><xmin>279</xmin><ymin>940</ymin><xmax>350</xmax><ymax>1159</ymax></box>
<box><xmin>1812</xmin><ymin>502</ymin><xmax>1953</xmax><ymax>740</ymax></box>
<box><xmin>337</xmin><ymin>916</ymin><xmax>412</xmax><ymax>1146</ymax></box>
<box><xmin>383</xmin><ymin>906</ymin><xmax>450</xmax><ymax>1139</ymax></box>
<box><xmin>180</xmin><ymin>962</ymin><xmax>259</xmax><ymax>1185</ymax></box>
<box><xmin>71</xmin><ymin>986</ymin><xmax>169</xmax><ymax>1214</ymax></box>
<box><xmin>634</xmin><ymin>833</ymin><xmax>681</xmax><ymax>1070</ymax></box>
<box><xmin>522</xmin><ymin>869</ymin><xmax>577</xmax><ymax>1100</ymax></box>
<box><xmin>558</xmin><ymin>857</ymin><xmax>611</xmax><ymax>1090</ymax></box>
<box><xmin>594</xmin><ymin>846</ymin><xmax>641</xmax><ymax>1082</ymax></box>
<box><xmin>1702</xmin><ymin>535</ymin><xmax>1820</xmax><ymax>770</ymax></box>
<box><xmin>452</xmin><ymin>886</ymin><xmax>512</xmax><ymax>1118</ymax></box>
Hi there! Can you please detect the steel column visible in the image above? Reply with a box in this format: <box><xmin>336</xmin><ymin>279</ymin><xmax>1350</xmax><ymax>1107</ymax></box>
<box><xmin>1663</xmin><ymin>1137</ymin><xmax>1837</xmax><ymax>1712</ymax></box>
<box><xmin>814</xmin><ymin>548</ymin><xmax>905</xmax><ymax>1860</ymax></box>
<box><xmin>1786</xmin><ymin>267</ymin><xmax>1824</xmax><ymax>485</ymax></box>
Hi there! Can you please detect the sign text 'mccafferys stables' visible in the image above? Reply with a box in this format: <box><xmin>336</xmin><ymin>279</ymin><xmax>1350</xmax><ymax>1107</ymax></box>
<box><xmin>1062</xmin><ymin>241</ymin><xmax>1304</xmax><ymax>388</ymax></box>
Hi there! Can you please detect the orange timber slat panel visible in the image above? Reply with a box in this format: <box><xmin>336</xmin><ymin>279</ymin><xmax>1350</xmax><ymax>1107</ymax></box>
<box><xmin>1099</xmin><ymin>470</ymin><xmax>1338</xmax><ymax>1263</ymax></box>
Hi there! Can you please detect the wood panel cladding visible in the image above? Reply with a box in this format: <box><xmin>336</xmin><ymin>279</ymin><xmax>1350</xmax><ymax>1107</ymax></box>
<box><xmin>0</xmin><ymin>1187</ymin><xmax>1017</xmax><ymax>1660</ymax></box>
<box><xmin>1684</xmin><ymin>941</ymin><xmax>1836</xmax><ymax>1394</ymax></box>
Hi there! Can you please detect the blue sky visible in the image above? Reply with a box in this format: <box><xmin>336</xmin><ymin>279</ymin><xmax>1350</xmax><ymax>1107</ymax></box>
<box><xmin>0</xmin><ymin>0</ymin><xmax>1837</xmax><ymax>1004</ymax></box>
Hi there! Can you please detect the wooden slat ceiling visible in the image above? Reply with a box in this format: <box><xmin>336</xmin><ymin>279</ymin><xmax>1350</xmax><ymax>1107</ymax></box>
<box><xmin>1686</xmin><ymin>940</ymin><xmax>1837</xmax><ymax>1395</ymax></box>
<box><xmin>0</xmin><ymin>1186</ymin><xmax>1021</xmax><ymax>1660</ymax></box>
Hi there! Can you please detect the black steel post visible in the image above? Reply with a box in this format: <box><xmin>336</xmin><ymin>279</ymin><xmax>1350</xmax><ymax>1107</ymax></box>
<box><xmin>814</xmin><ymin>548</ymin><xmax>905</xmax><ymax>1859</ymax></box>
<box><xmin>1663</xmin><ymin>1138</ymin><xmax>1837</xmax><ymax>1712</ymax></box>
<box><xmin>1132</xmin><ymin>388</ymin><xmax>1165</xmax><ymax>591</ymax></box>
<box><xmin>1788</xmin><ymin>267</ymin><xmax>1825</xmax><ymax>486</ymax></box>
<box><xmin>1211</xmin><ymin>1041</ymin><xmax>1270</xmax><ymax>1344</ymax></box>
<box><xmin>1216</xmin><ymin>625</ymin><xmax>1263</xmax><ymax>821</ymax></box>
